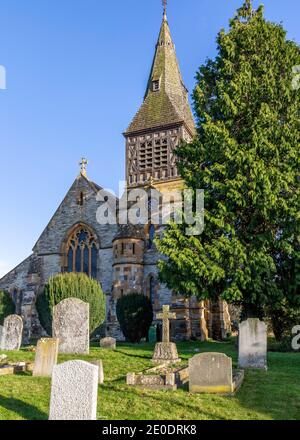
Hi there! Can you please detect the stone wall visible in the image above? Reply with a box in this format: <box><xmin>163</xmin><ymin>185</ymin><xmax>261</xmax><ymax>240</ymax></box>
<box><xmin>0</xmin><ymin>256</ymin><xmax>32</xmax><ymax>292</ymax></box>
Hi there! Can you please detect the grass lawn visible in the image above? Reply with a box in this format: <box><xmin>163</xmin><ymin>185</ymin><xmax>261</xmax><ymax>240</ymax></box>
<box><xmin>0</xmin><ymin>339</ymin><xmax>299</xmax><ymax>420</ymax></box>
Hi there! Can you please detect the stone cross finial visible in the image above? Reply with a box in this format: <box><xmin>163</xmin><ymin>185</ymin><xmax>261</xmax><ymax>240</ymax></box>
<box><xmin>156</xmin><ymin>305</ymin><xmax>176</xmax><ymax>343</ymax></box>
<box><xmin>79</xmin><ymin>158</ymin><xmax>88</xmax><ymax>177</ymax></box>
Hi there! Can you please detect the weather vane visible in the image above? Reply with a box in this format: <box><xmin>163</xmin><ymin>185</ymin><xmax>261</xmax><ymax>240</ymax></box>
<box><xmin>162</xmin><ymin>0</ymin><xmax>167</xmax><ymax>16</ymax></box>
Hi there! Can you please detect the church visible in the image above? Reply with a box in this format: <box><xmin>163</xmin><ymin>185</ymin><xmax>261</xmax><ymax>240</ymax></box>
<box><xmin>0</xmin><ymin>9</ymin><xmax>231</xmax><ymax>343</ymax></box>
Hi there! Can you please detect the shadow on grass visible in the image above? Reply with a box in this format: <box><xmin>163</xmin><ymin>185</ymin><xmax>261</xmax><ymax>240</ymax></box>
<box><xmin>102</xmin><ymin>382</ymin><xmax>227</xmax><ymax>420</ymax></box>
<box><xmin>234</xmin><ymin>354</ymin><xmax>300</xmax><ymax>420</ymax></box>
<box><xmin>114</xmin><ymin>349</ymin><xmax>152</xmax><ymax>361</ymax></box>
<box><xmin>0</xmin><ymin>396</ymin><xmax>47</xmax><ymax>420</ymax></box>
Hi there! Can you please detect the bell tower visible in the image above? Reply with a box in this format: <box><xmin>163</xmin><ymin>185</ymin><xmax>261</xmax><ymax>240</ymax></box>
<box><xmin>124</xmin><ymin>8</ymin><xmax>195</xmax><ymax>194</ymax></box>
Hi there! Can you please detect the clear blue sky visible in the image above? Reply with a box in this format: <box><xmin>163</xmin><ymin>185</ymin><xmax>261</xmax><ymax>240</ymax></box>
<box><xmin>0</xmin><ymin>0</ymin><xmax>299</xmax><ymax>277</ymax></box>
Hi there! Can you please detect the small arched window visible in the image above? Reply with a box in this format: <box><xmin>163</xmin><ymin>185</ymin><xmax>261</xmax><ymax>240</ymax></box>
<box><xmin>65</xmin><ymin>225</ymin><xmax>98</xmax><ymax>278</ymax></box>
<box><xmin>149</xmin><ymin>276</ymin><xmax>155</xmax><ymax>304</ymax></box>
<box><xmin>148</xmin><ymin>224</ymin><xmax>156</xmax><ymax>249</ymax></box>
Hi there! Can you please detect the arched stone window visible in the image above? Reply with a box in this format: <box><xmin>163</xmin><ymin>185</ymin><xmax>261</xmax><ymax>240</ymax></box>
<box><xmin>149</xmin><ymin>275</ymin><xmax>155</xmax><ymax>304</ymax></box>
<box><xmin>148</xmin><ymin>224</ymin><xmax>156</xmax><ymax>249</ymax></box>
<box><xmin>146</xmin><ymin>274</ymin><xmax>158</xmax><ymax>308</ymax></box>
<box><xmin>63</xmin><ymin>224</ymin><xmax>99</xmax><ymax>278</ymax></box>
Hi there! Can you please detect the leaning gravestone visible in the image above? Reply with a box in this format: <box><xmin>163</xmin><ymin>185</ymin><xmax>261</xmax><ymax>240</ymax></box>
<box><xmin>33</xmin><ymin>338</ymin><xmax>59</xmax><ymax>377</ymax></box>
<box><xmin>100</xmin><ymin>337</ymin><xmax>116</xmax><ymax>350</ymax></box>
<box><xmin>1</xmin><ymin>315</ymin><xmax>23</xmax><ymax>351</ymax></box>
<box><xmin>52</xmin><ymin>298</ymin><xmax>89</xmax><ymax>355</ymax></box>
<box><xmin>189</xmin><ymin>352</ymin><xmax>244</xmax><ymax>394</ymax></box>
<box><xmin>49</xmin><ymin>360</ymin><xmax>98</xmax><ymax>420</ymax></box>
<box><xmin>238</xmin><ymin>318</ymin><xmax>267</xmax><ymax>370</ymax></box>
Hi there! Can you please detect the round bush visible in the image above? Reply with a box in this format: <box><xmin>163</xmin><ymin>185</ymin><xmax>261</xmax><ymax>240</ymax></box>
<box><xmin>0</xmin><ymin>291</ymin><xmax>15</xmax><ymax>324</ymax></box>
<box><xmin>36</xmin><ymin>273</ymin><xmax>106</xmax><ymax>335</ymax></box>
<box><xmin>116</xmin><ymin>293</ymin><xmax>153</xmax><ymax>343</ymax></box>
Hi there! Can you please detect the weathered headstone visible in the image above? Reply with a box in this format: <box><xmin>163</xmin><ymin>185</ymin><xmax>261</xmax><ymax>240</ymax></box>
<box><xmin>1</xmin><ymin>315</ymin><xmax>23</xmax><ymax>351</ymax></box>
<box><xmin>49</xmin><ymin>360</ymin><xmax>98</xmax><ymax>420</ymax></box>
<box><xmin>238</xmin><ymin>318</ymin><xmax>267</xmax><ymax>370</ymax></box>
<box><xmin>100</xmin><ymin>337</ymin><xmax>116</xmax><ymax>350</ymax></box>
<box><xmin>52</xmin><ymin>298</ymin><xmax>89</xmax><ymax>355</ymax></box>
<box><xmin>189</xmin><ymin>352</ymin><xmax>244</xmax><ymax>394</ymax></box>
<box><xmin>90</xmin><ymin>360</ymin><xmax>104</xmax><ymax>384</ymax></box>
<box><xmin>0</xmin><ymin>325</ymin><xmax>5</xmax><ymax>350</ymax></box>
<box><xmin>152</xmin><ymin>305</ymin><xmax>180</xmax><ymax>364</ymax></box>
<box><xmin>33</xmin><ymin>338</ymin><xmax>59</xmax><ymax>377</ymax></box>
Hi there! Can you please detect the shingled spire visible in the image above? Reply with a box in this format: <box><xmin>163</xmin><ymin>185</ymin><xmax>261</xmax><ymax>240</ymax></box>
<box><xmin>126</xmin><ymin>12</ymin><xmax>195</xmax><ymax>135</ymax></box>
<box><xmin>125</xmin><ymin>10</ymin><xmax>195</xmax><ymax>188</ymax></box>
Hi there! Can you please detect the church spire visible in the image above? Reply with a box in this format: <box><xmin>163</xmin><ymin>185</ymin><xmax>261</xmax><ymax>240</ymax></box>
<box><xmin>125</xmin><ymin>5</ymin><xmax>195</xmax><ymax>188</ymax></box>
<box><xmin>125</xmin><ymin>8</ymin><xmax>195</xmax><ymax>136</ymax></box>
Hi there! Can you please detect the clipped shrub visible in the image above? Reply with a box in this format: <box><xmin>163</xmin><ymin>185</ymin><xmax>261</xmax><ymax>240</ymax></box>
<box><xmin>116</xmin><ymin>293</ymin><xmax>153</xmax><ymax>343</ymax></box>
<box><xmin>36</xmin><ymin>272</ymin><xmax>105</xmax><ymax>335</ymax></box>
<box><xmin>0</xmin><ymin>291</ymin><xmax>15</xmax><ymax>324</ymax></box>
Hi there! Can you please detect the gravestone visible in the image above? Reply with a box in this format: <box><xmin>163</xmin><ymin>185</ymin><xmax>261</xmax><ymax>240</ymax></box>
<box><xmin>238</xmin><ymin>318</ymin><xmax>267</xmax><ymax>370</ymax></box>
<box><xmin>152</xmin><ymin>305</ymin><xmax>180</xmax><ymax>364</ymax></box>
<box><xmin>148</xmin><ymin>325</ymin><xmax>157</xmax><ymax>343</ymax></box>
<box><xmin>189</xmin><ymin>352</ymin><xmax>244</xmax><ymax>394</ymax></box>
<box><xmin>0</xmin><ymin>326</ymin><xmax>5</xmax><ymax>350</ymax></box>
<box><xmin>49</xmin><ymin>360</ymin><xmax>98</xmax><ymax>420</ymax></box>
<box><xmin>1</xmin><ymin>315</ymin><xmax>23</xmax><ymax>351</ymax></box>
<box><xmin>90</xmin><ymin>360</ymin><xmax>104</xmax><ymax>384</ymax></box>
<box><xmin>52</xmin><ymin>298</ymin><xmax>89</xmax><ymax>355</ymax></box>
<box><xmin>33</xmin><ymin>338</ymin><xmax>59</xmax><ymax>377</ymax></box>
<box><xmin>100</xmin><ymin>337</ymin><xmax>116</xmax><ymax>350</ymax></box>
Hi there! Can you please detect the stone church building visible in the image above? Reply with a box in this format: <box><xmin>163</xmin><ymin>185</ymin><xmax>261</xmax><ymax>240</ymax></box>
<box><xmin>0</xmin><ymin>11</ymin><xmax>231</xmax><ymax>343</ymax></box>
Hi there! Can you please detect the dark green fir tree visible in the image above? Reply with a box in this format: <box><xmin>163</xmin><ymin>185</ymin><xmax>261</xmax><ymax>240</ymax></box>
<box><xmin>157</xmin><ymin>0</ymin><xmax>300</xmax><ymax>319</ymax></box>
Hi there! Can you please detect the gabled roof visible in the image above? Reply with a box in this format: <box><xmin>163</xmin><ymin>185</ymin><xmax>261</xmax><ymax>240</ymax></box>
<box><xmin>125</xmin><ymin>13</ymin><xmax>195</xmax><ymax>136</ymax></box>
<box><xmin>32</xmin><ymin>173</ymin><xmax>118</xmax><ymax>253</ymax></box>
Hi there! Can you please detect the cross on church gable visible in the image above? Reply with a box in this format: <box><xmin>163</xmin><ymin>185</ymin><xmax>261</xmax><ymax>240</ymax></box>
<box><xmin>79</xmin><ymin>158</ymin><xmax>88</xmax><ymax>177</ymax></box>
<box><xmin>156</xmin><ymin>304</ymin><xmax>176</xmax><ymax>343</ymax></box>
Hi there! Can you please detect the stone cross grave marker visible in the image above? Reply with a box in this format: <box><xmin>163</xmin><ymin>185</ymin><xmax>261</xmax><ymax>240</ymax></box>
<box><xmin>1</xmin><ymin>315</ymin><xmax>23</xmax><ymax>351</ymax></box>
<box><xmin>152</xmin><ymin>305</ymin><xmax>180</xmax><ymax>364</ymax></box>
<box><xmin>33</xmin><ymin>338</ymin><xmax>59</xmax><ymax>377</ymax></box>
<box><xmin>49</xmin><ymin>360</ymin><xmax>99</xmax><ymax>420</ymax></box>
<box><xmin>52</xmin><ymin>298</ymin><xmax>89</xmax><ymax>355</ymax></box>
<box><xmin>156</xmin><ymin>305</ymin><xmax>176</xmax><ymax>343</ymax></box>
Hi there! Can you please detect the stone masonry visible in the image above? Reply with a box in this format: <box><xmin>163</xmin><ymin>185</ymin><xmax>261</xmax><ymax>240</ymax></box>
<box><xmin>0</xmin><ymin>11</ymin><xmax>231</xmax><ymax>343</ymax></box>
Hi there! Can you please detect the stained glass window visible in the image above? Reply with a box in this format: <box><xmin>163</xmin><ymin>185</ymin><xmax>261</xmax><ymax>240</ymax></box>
<box><xmin>67</xmin><ymin>247</ymin><xmax>73</xmax><ymax>273</ymax></box>
<box><xmin>65</xmin><ymin>225</ymin><xmax>98</xmax><ymax>278</ymax></box>
<box><xmin>91</xmin><ymin>244</ymin><xmax>98</xmax><ymax>279</ymax></box>
<box><xmin>83</xmin><ymin>246</ymin><xmax>89</xmax><ymax>275</ymax></box>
